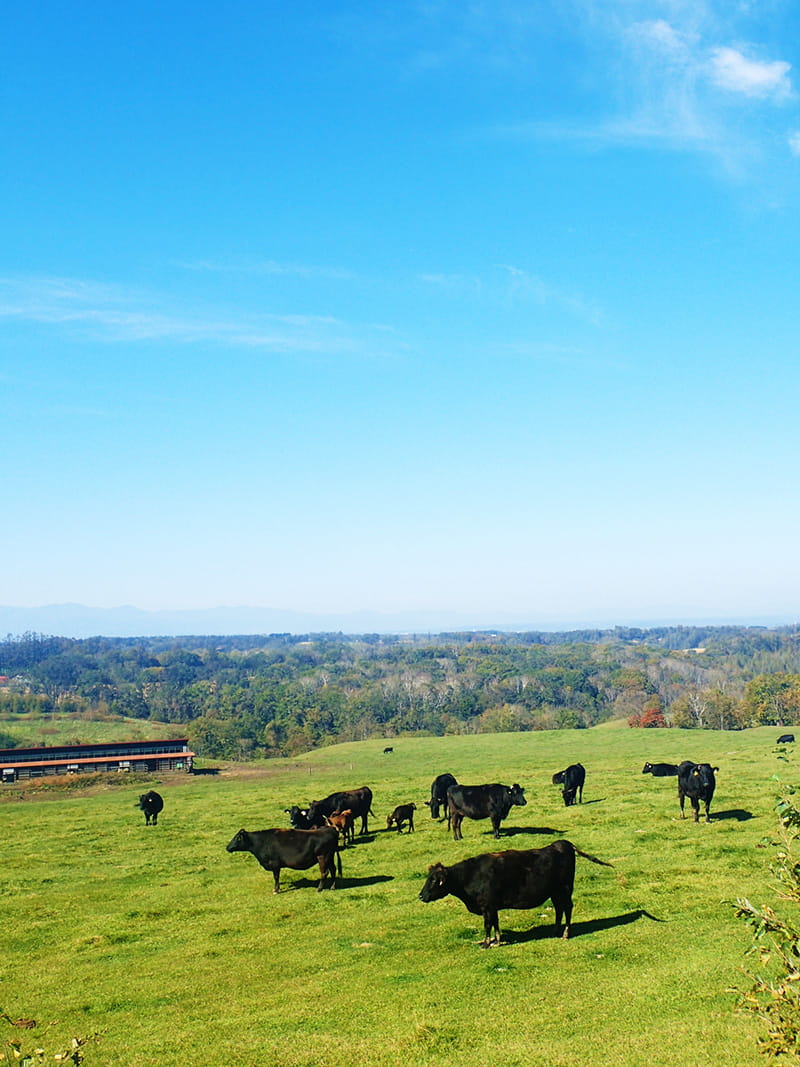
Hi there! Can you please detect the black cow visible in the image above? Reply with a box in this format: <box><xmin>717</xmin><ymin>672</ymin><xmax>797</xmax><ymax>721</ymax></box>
<box><xmin>677</xmin><ymin>761</ymin><xmax>718</xmax><ymax>823</ymax></box>
<box><xmin>446</xmin><ymin>783</ymin><xmax>526</xmax><ymax>841</ymax></box>
<box><xmin>426</xmin><ymin>773</ymin><xmax>458</xmax><ymax>821</ymax></box>
<box><xmin>137</xmin><ymin>790</ymin><xmax>163</xmax><ymax>826</ymax></box>
<box><xmin>284</xmin><ymin>805</ymin><xmax>313</xmax><ymax>829</ymax></box>
<box><xmin>552</xmin><ymin>764</ymin><xmax>585</xmax><ymax>806</ymax></box>
<box><xmin>778</xmin><ymin>734</ymin><xmax>795</xmax><ymax>744</ymax></box>
<box><xmin>383</xmin><ymin>746</ymin><xmax>394</xmax><ymax>754</ymax></box>
<box><xmin>307</xmin><ymin>786</ymin><xmax>374</xmax><ymax>836</ymax></box>
<box><xmin>226</xmin><ymin>827</ymin><xmax>342</xmax><ymax>893</ymax></box>
<box><xmin>642</xmin><ymin>762</ymin><xmax>679</xmax><ymax>777</ymax></box>
<box><xmin>419</xmin><ymin>840</ymin><xmax>613</xmax><ymax>947</ymax></box>
<box><xmin>387</xmin><ymin>803</ymin><xmax>416</xmax><ymax>833</ymax></box>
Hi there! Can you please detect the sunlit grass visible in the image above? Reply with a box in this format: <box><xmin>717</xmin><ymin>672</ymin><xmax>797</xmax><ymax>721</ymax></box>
<box><xmin>2</xmin><ymin>724</ymin><xmax>786</xmax><ymax>1064</ymax></box>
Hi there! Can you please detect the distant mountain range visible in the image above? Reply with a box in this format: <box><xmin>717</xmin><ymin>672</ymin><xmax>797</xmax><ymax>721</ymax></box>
<box><xmin>1</xmin><ymin>603</ymin><xmax>797</xmax><ymax>640</ymax></box>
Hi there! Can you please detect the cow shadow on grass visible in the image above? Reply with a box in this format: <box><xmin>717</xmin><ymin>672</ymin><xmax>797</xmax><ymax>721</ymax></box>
<box><xmin>503</xmin><ymin>826</ymin><xmax>566</xmax><ymax>838</ymax></box>
<box><xmin>502</xmin><ymin>908</ymin><xmax>664</xmax><ymax>945</ymax></box>
<box><xmin>286</xmin><ymin>874</ymin><xmax>393</xmax><ymax>892</ymax></box>
<box><xmin>711</xmin><ymin>809</ymin><xmax>754</xmax><ymax>822</ymax></box>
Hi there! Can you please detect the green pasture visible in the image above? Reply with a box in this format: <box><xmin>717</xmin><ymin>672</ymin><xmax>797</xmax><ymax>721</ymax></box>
<box><xmin>1</xmin><ymin>724</ymin><xmax>793</xmax><ymax>1066</ymax></box>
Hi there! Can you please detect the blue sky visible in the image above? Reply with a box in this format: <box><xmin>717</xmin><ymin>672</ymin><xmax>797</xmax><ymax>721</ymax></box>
<box><xmin>3</xmin><ymin>1</ymin><xmax>800</xmax><ymax>629</ymax></box>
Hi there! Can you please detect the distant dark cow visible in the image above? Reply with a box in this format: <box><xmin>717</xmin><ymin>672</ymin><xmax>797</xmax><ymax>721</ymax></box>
<box><xmin>325</xmin><ymin>808</ymin><xmax>356</xmax><ymax>846</ymax></box>
<box><xmin>226</xmin><ymin>827</ymin><xmax>342</xmax><ymax>893</ymax></box>
<box><xmin>677</xmin><ymin>761</ymin><xmax>718</xmax><ymax>823</ymax></box>
<box><xmin>426</xmin><ymin>773</ymin><xmax>458</xmax><ymax>821</ymax></box>
<box><xmin>383</xmin><ymin>746</ymin><xmax>394</xmax><ymax>754</ymax></box>
<box><xmin>446</xmin><ymin>782</ymin><xmax>527</xmax><ymax>841</ymax></box>
<box><xmin>284</xmin><ymin>805</ymin><xmax>313</xmax><ymax>829</ymax></box>
<box><xmin>419</xmin><ymin>840</ymin><xmax>613</xmax><ymax>947</ymax></box>
<box><xmin>778</xmin><ymin>734</ymin><xmax>795</xmax><ymax>744</ymax></box>
<box><xmin>307</xmin><ymin>786</ymin><xmax>374</xmax><ymax>836</ymax></box>
<box><xmin>387</xmin><ymin>803</ymin><xmax>416</xmax><ymax>833</ymax></box>
<box><xmin>642</xmin><ymin>762</ymin><xmax>679</xmax><ymax>777</ymax></box>
<box><xmin>552</xmin><ymin>764</ymin><xmax>585</xmax><ymax>806</ymax></box>
<box><xmin>137</xmin><ymin>790</ymin><xmax>163</xmax><ymax>826</ymax></box>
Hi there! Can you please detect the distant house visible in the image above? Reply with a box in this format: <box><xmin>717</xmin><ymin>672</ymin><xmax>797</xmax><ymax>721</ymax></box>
<box><xmin>0</xmin><ymin>738</ymin><xmax>194</xmax><ymax>783</ymax></box>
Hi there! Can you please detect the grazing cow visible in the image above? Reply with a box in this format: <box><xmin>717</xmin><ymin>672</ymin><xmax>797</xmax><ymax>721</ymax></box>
<box><xmin>383</xmin><ymin>746</ymin><xmax>394</xmax><ymax>754</ymax></box>
<box><xmin>552</xmin><ymin>764</ymin><xmax>585</xmax><ymax>806</ymax></box>
<box><xmin>284</xmin><ymin>805</ymin><xmax>313</xmax><ymax>829</ymax></box>
<box><xmin>325</xmin><ymin>808</ymin><xmax>356</xmax><ymax>846</ymax></box>
<box><xmin>778</xmin><ymin>734</ymin><xmax>795</xmax><ymax>744</ymax></box>
<box><xmin>226</xmin><ymin>827</ymin><xmax>342</xmax><ymax>893</ymax></box>
<box><xmin>642</xmin><ymin>762</ymin><xmax>679</xmax><ymax>777</ymax></box>
<box><xmin>307</xmin><ymin>786</ymin><xmax>374</xmax><ymax>836</ymax></box>
<box><xmin>446</xmin><ymin>783</ymin><xmax>527</xmax><ymax>841</ymax></box>
<box><xmin>137</xmin><ymin>790</ymin><xmax>163</xmax><ymax>826</ymax></box>
<box><xmin>387</xmin><ymin>803</ymin><xmax>416</xmax><ymax>833</ymax></box>
<box><xmin>419</xmin><ymin>840</ymin><xmax>613</xmax><ymax>947</ymax></box>
<box><xmin>677</xmin><ymin>761</ymin><xmax>718</xmax><ymax>823</ymax></box>
<box><xmin>426</xmin><ymin>773</ymin><xmax>458</xmax><ymax>821</ymax></box>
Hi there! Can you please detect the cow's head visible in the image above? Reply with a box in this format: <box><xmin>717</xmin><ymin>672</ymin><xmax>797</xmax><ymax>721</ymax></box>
<box><xmin>509</xmin><ymin>783</ymin><xmax>527</xmax><ymax>807</ymax></box>
<box><xmin>642</xmin><ymin>763</ymin><xmax>653</xmax><ymax>774</ymax></box>
<box><xmin>419</xmin><ymin>863</ymin><xmax>449</xmax><ymax>902</ymax></box>
<box><xmin>226</xmin><ymin>829</ymin><xmax>248</xmax><ymax>853</ymax></box>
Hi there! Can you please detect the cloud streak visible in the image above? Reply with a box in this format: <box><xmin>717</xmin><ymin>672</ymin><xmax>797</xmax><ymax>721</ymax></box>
<box><xmin>0</xmin><ymin>275</ymin><xmax>382</xmax><ymax>354</ymax></box>
<box><xmin>462</xmin><ymin>2</ymin><xmax>799</xmax><ymax>177</ymax></box>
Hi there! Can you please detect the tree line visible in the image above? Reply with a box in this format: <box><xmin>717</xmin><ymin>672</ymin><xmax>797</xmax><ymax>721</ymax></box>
<box><xmin>2</xmin><ymin>626</ymin><xmax>800</xmax><ymax>759</ymax></box>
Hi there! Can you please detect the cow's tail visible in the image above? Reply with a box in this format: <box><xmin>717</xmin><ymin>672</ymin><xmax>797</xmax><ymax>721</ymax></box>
<box><xmin>573</xmin><ymin>846</ymin><xmax>614</xmax><ymax>868</ymax></box>
<box><xmin>335</xmin><ymin>847</ymin><xmax>343</xmax><ymax>878</ymax></box>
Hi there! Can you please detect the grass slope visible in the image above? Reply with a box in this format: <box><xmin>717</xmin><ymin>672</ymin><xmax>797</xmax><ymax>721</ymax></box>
<box><xmin>2</xmin><ymin>724</ymin><xmax>788</xmax><ymax>1066</ymax></box>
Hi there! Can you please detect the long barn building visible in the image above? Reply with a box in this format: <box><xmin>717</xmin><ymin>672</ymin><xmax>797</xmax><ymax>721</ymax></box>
<box><xmin>0</xmin><ymin>738</ymin><xmax>194</xmax><ymax>782</ymax></box>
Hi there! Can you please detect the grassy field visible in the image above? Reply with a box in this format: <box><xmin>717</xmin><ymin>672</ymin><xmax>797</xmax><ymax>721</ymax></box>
<box><xmin>1</xmin><ymin>723</ymin><xmax>792</xmax><ymax>1066</ymax></box>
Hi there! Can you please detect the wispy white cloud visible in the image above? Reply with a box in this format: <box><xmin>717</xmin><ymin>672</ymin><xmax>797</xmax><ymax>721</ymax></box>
<box><xmin>708</xmin><ymin>46</ymin><xmax>792</xmax><ymax>99</ymax></box>
<box><xmin>175</xmin><ymin>258</ymin><xmax>356</xmax><ymax>281</ymax></box>
<box><xmin>454</xmin><ymin>2</ymin><xmax>799</xmax><ymax>176</ymax></box>
<box><xmin>419</xmin><ymin>264</ymin><xmax>603</xmax><ymax>325</ymax></box>
<box><xmin>789</xmin><ymin>131</ymin><xmax>800</xmax><ymax>156</ymax></box>
<box><xmin>0</xmin><ymin>275</ymin><xmax>378</xmax><ymax>354</ymax></box>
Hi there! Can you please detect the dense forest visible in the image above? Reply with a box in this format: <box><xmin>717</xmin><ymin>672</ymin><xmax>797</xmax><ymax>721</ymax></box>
<box><xmin>3</xmin><ymin>626</ymin><xmax>800</xmax><ymax>759</ymax></box>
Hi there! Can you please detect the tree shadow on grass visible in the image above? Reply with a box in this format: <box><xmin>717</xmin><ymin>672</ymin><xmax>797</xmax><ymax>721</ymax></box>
<box><xmin>501</xmin><ymin>908</ymin><xmax>665</xmax><ymax>945</ymax></box>
<box><xmin>711</xmin><ymin>809</ymin><xmax>754</xmax><ymax>822</ymax></box>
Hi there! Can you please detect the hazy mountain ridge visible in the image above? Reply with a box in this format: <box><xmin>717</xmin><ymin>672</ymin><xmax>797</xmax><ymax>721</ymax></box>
<box><xmin>1</xmin><ymin>602</ymin><xmax>797</xmax><ymax>640</ymax></box>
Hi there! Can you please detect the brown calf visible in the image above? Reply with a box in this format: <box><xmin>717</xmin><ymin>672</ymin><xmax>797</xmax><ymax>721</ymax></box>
<box><xmin>325</xmin><ymin>808</ymin><xmax>356</xmax><ymax>846</ymax></box>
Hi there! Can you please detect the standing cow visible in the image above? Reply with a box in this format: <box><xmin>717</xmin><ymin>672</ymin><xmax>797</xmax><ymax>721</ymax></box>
<box><xmin>419</xmin><ymin>840</ymin><xmax>613</xmax><ymax>947</ymax></box>
<box><xmin>306</xmin><ymin>787</ymin><xmax>374</xmax><ymax>836</ymax></box>
<box><xmin>446</xmin><ymin>783</ymin><xmax>527</xmax><ymax>841</ymax></box>
<box><xmin>226</xmin><ymin>827</ymin><xmax>342</xmax><ymax>893</ymax></box>
<box><xmin>677</xmin><ymin>761</ymin><xmax>718</xmax><ymax>823</ymax></box>
<box><xmin>137</xmin><ymin>790</ymin><xmax>163</xmax><ymax>826</ymax></box>
<box><xmin>387</xmin><ymin>803</ymin><xmax>416</xmax><ymax>833</ymax></box>
<box><xmin>426</xmin><ymin>773</ymin><xmax>458</xmax><ymax>821</ymax></box>
<box><xmin>552</xmin><ymin>764</ymin><xmax>585</xmax><ymax>806</ymax></box>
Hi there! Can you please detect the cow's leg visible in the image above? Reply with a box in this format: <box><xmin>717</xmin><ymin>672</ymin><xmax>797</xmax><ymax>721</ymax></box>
<box><xmin>678</xmin><ymin>792</ymin><xmax>686</xmax><ymax>818</ymax></box>
<box><xmin>691</xmin><ymin>797</ymin><xmax>700</xmax><ymax>823</ymax></box>
<box><xmin>553</xmin><ymin>892</ymin><xmax>573</xmax><ymax>939</ymax></box>
<box><xmin>272</xmin><ymin>869</ymin><xmax>281</xmax><ymax>894</ymax></box>
<box><xmin>491</xmin><ymin>816</ymin><xmax>501</xmax><ymax>838</ymax></box>
<box><xmin>317</xmin><ymin>856</ymin><xmax>327</xmax><ymax>891</ymax></box>
<box><xmin>152</xmin><ymin>813</ymin><xmax>158</xmax><ymax>825</ymax></box>
<box><xmin>451</xmin><ymin>812</ymin><xmax>463</xmax><ymax>841</ymax></box>
<box><xmin>704</xmin><ymin>799</ymin><xmax>712</xmax><ymax>823</ymax></box>
<box><xmin>482</xmin><ymin>910</ymin><xmax>500</xmax><ymax>947</ymax></box>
